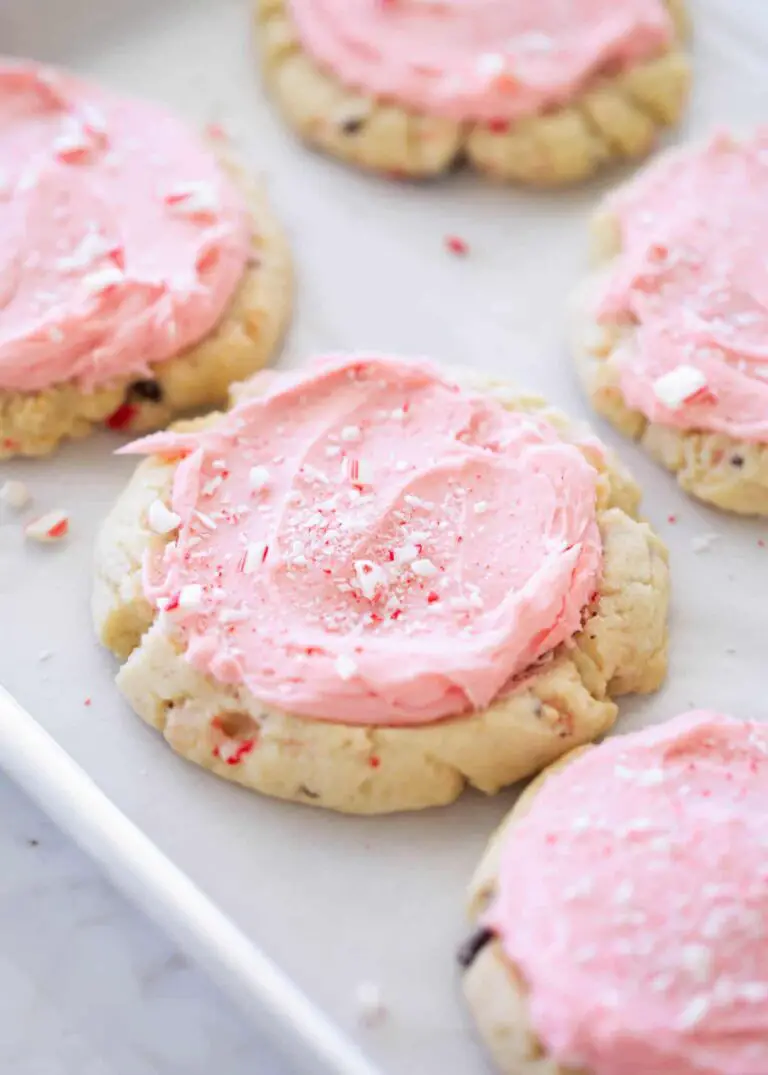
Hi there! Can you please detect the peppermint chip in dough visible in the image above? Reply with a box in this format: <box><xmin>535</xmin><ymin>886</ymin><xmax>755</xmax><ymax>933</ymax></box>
<box><xmin>461</xmin><ymin>712</ymin><xmax>768</xmax><ymax>1075</ymax></box>
<box><xmin>255</xmin><ymin>0</ymin><xmax>689</xmax><ymax>185</ymax></box>
<box><xmin>93</xmin><ymin>355</ymin><xmax>669</xmax><ymax>814</ymax></box>
<box><xmin>0</xmin><ymin>61</ymin><xmax>291</xmax><ymax>459</ymax></box>
<box><xmin>572</xmin><ymin>131</ymin><xmax>768</xmax><ymax>514</ymax></box>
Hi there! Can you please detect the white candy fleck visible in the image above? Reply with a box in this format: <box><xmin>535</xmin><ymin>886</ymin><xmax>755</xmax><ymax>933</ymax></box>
<box><xmin>82</xmin><ymin>266</ymin><xmax>124</xmax><ymax>294</ymax></box>
<box><xmin>340</xmin><ymin>425</ymin><xmax>361</xmax><ymax>442</ymax></box>
<box><xmin>241</xmin><ymin>542</ymin><xmax>266</xmax><ymax>574</ymax></box>
<box><xmin>0</xmin><ymin>480</ymin><xmax>30</xmax><ymax>510</ymax></box>
<box><xmin>653</xmin><ymin>365</ymin><xmax>708</xmax><ymax>408</ymax></box>
<box><xmin>335</xmin><ymin>654</ymin><xmax>358</xmax><ymax>681</ymax></box>
<box><xmin>691</xmin><ymin>532</ymin><xmax>720</xmax><ymax>554</ymax></box>
<box><xmin>147</xmin><ymin>499</ymin><xmax>181</xmax><ymax>534</ymax></box>
<box><xmin>681</xmin><ymin>945</ymin><xmax>713</xmax><ymax>985</ymax></box>
<box><xmin>354</xmin><ymin>981</ymin><xmax>387</xmax><ymax>1027</ymax></box>
<box><xmin>677</xmin><ymin>995</ymin><xmax>711</xmax><ymax>1030</ymax></box>
<box><xmin>412</xmin><ymin>558</ymin><xmax>437</xmax><ymax>577</ymax></box>
<box><xmin>249</xmin><ymin>465</ymin><xmax>271</xmax><ymax>492</ymax></box>
<box><xmin>473</xmin><ymin>501</ymin><xmax>489</xmax><ymax>515</ymax></box>
<box><xmin>178</xmin><ymin>584</ymin><xmax>203</xmax><ymax>610</ymax></box>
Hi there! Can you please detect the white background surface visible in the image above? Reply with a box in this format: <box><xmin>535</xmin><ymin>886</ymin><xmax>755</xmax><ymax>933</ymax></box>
<box><xmin>1</xmin><ymin>1</ymin><xmax>768</xmax><ymax>1073</ymax></box>
<box><xmin>0</xmin><ymin>772</ymin><xmax>289</xmax><ymax>1075</ymax></box>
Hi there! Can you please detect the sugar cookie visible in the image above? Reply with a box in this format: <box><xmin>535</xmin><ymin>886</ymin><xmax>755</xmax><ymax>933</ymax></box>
<box><xmin>256</xmin><ymin>0</ymin><xmax>689</xmax><ymax>185</ymax></box>
<box><xmin>94</xmin><ymin>355</ymin><xmax>668</xmax><ymax>813</ymax></box>
<box><xmin>572</xmin><ymin>132</ymin><xmax>768</xmax><ymax>513</ymax></box>
<box><xmin>0</xmin><ymin>61</ymin><xmax>291</xmax><ymax>458</ymax></box>
<box><xmin>462</xmin><ymin>711</ymin><xmax>768</xmax><ymax>1075</ymax></box>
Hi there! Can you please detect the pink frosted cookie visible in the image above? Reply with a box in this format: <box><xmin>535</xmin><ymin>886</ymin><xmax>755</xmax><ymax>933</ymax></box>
<box><xmin>255</xmin><ymin>0</ymin><xmax>689</xmax><ymax>184</ymax></box>
<box><xmin>462</xmin><ymin>711</ymin><xmax>768</xmax><ymax>1075</ymax></box>
<box><xmin>0</xmin><ymin>60</ymin><xmax>291</xmax><ymax>459</ymax></box>
<box><xmin>93</xmin><ymin>355</ymin><xmax>668</xmax><ymax>813</ymax></box>
<box><xmin>572</xmin><ymin>131</ymin><xmax>768</xmax><ymax>514</ymax></box>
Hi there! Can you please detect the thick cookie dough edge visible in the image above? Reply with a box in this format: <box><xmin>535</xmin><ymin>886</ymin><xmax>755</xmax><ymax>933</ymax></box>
<box><xmin>93</xmin><ymin>376</ymin><xmax>668</xmax><ymax>814</ymax></box>
<box><xmin>571</xmin><ymin>201</ymin><xmax>768</xmax><ymax>516</ymax></box>
<box><xmin>0</xmin><ymin>158</ymin><xmax>292</xmax><ymax>459</ymax></box>
<box><xmin>255</xmin><ymin>0</ymin><xmax>690</xmax><ymax>186</ymax></box>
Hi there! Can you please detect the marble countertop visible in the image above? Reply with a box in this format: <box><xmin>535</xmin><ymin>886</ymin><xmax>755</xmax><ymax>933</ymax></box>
<box><xmin>0</xmin><ymin>772</ymin><xmax>292</xmax><ymax>1075</ymax></box>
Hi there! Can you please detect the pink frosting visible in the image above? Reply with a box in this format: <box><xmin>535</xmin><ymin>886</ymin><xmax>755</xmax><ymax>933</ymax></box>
<box><xmin>286</xmin><ymin>0</ymin><xmax>672</xmax><ymax>123</ymax></box>
<box><xmin>121</xmin><ymin>355</ymin><xmax>603</xmax><ymax>725</ymax></box>
<box><xmin>0</xmin><ymin>60</ymin><xmax>250</xmax><ymax>393</ymax></box>
<box><xmin>598</xmin><ymin>132</ymin><xmax>768</xmax><ymax>443</ymax></box>
<box><xmin>487</xmin><ymin>711</ymin><xmax>768</xmax><ymax>1075</ymax></box>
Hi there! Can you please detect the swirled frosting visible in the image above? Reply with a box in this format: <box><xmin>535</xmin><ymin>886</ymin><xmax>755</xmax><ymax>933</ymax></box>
<box><xmin>121</xmin><ymin>355</ymin><xmax>603</xmax><ymax>725</ymax></box>
<box><xmin>286</xmin><ymin>0</ymin><xmax>673</xmax><ymax>123</ymax></box>
<box><xmin>599</xmin><ymin>132</ymin><xmax>768</xmax><ymax>442</ymax></box>
<box><xmin>0</xmin><ymin>60</ymin><xmax>250</xmax><ymax>393</ymax></box>
<box><xmin>488</xmin><ymin>711</ymin><xmax>768</xmax><ymax>1075</ymax></box>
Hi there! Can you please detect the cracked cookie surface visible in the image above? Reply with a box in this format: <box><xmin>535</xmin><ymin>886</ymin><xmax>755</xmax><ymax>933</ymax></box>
<box><xmin>93</xmin><ymin>361</ymin><xmax>669</xmax><ymax>814</ymax></box>
<box><xmin>255</xmin><ymin>0</ymin><xmax>689</xmax><ymax>186</ymax></box>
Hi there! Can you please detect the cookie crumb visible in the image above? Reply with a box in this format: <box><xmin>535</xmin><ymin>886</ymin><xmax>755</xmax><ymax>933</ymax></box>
<box><xmin>0</xmin><ymin>480</ymin><xmax>30</xmax><ymax>510</ymax></box>
<box><xmin>354</xmin><ymin>981</ymin><xmax>387</xmax><ymax>1026</ymax></box>
<box><xmin>25</xmin><ymin>510</ymin><xmax>69</xmax><ymax>542</ymax></box>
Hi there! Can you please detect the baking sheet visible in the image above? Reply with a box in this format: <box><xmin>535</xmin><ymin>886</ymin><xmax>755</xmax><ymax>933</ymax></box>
<box><xmin>2</xmin><ymin>2</ymin><xmax>768</xmax><ymax>1073</ymax></box>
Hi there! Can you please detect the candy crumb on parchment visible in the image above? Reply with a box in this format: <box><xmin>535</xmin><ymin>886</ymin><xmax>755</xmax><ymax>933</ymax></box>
<box><xmin>354</xmin><ymin>981</ymin><xmax>387</xmax><ymax>1026</ymax></box>
<box><xmin>0</xmin><ymin>480</ymin><xmax>31</xmax><ymax>509</ymax></box>
<box><xmin>24</xmin><ymin>510</ymin><xmax>69</xmax><ymax>542</ymax></box>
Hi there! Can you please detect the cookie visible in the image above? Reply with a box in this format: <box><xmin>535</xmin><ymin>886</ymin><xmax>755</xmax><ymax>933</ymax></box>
<box><xmin>572</xmin><ymin>131</ymin><xmax>768</xmax><ymax>514</ymax></box>
<box><xmin>255</xmin><ymin>0</ymin><xmax>689</xmax><ymax>185</ymax></box>
<box><xmin>462</xmin><ymin>711</ymin><xmax>768</xmax><ymax>1075</ymax></box>
<box><xmin>0</xmin><ymin>61</ymin><xmax>291</xmax><ymax>459</ymax></box>
<box><xmin>93</xmin><ymin>355</ymin><xmax>669</xmax><ymax>814</ymax></box>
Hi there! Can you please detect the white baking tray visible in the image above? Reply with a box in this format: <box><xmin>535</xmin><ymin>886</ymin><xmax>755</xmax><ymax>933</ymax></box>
<box><xmin>2</xmin><ymin>2</ymin><xmax>767</xmax><ymax>1073</ymax></box>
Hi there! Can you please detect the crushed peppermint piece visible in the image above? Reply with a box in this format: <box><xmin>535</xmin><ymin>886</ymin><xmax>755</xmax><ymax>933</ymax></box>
<box><xmin>164</xmin><ymin>181</ymin><xmax>220</xmax><ymax>216</ymax></box>
<box><xmin>354</xmin><ymin>981</ymin><xmax>387</xmax><ymax>1026</ymax></box>
<box><xmin>241</xmin><ymin>542</ymin><xmax>267</xmax><ymax>574</ymax></box>
<box><xmin>25</xmin><ymin>510</ymin><xmax>69</xmax><ymax>543</ymax></box>
<box><xmin>473</xmin><ymin>501</ymin><xmax>489</xmax><ymax>515</ymax></box>
<box><xmin>147</xmin><ymin>499</ymin><xmax>181</xmax><ymax>534</ymax></box>
<box><xmin>354</xmin><ymin>560</ymin><xmax>387</xmax><ymax>600</ymax></box>
<box><xmin>691</xmin><ymin>532</ymin><xmax>720</xmax><ymax>554</ymax></box>
<box><xmin>412</xmin><ymin>558</ymin><xmax>437</xmax><ymax>577</ymax></box>
<box><xmin>340</xmin><ymin>425</ymin><xmax>362</xmax><ymax>442</ymax></box>
<box><xmin>335</xmin><ymin>654</ymin><xmax>358</xmax><ymax>680</ymax></box>
<box><xmin>178</xmin><ymin>583</ymin><xmax>204</xmax><ymax>610</ymax></box>
<box><xmin>82</xmin><ymin>266</ymin><xmax>124</xmax><ymax>294</ymax></box>
<box><xmin>249</xmin><ymin>465</ymin><xmax>271</xmax><ymax>492</ymax></box>
<box><xmin>0</xmin><ymin>480</ymin><xmax>30</xmax><ymax>510</ymax></box>
<box><xmin>676</xmin><ymin>995</ymin><xmax>711</xmax><ymax>1030</ymax></box>
<box><xmin>653</xmin><ymin>365</ymin><xmax>709</xmax><ymax>408</ymax></box>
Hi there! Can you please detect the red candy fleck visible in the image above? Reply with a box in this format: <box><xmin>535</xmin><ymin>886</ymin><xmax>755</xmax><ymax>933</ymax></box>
<box><xmin>668</xmin><ymin>514</ymin><xmax>677</xmax><ymax>524</ymax></box>
<box><xmin>205</xmin><ymin>122</ymin><xmax>228</xmax><ymax>141</ymax></box>
<box><xmin>427</xmin><ymin>591</ymin><xmax>440</xmax><ymax>604</ymax></box>
<box><xmin>214</xmin><ymin>739</ymin><xmax>256</xmax><ymax>766</ymax></box>
<box><xmin>369</xmin><ymin>756</ymin><xmax>381</xmax><ymax>769</ymax></box>
<box><xmin>84</xmin><ymin>697</ymin><xmax>92</xmax><ymax>707</ymax></box>
<box><xmin>47</xmin><ymin>517</ymin><xmax>69</xmax><ymax>540</ymax></box>
<box><xmin>488</xmin><ymin>118</ymin><xmax>509</xmax><ymax>134</ymax></box>
<box><xmin>105</xmin><ymin>402</ymin><xmax>137</xmax><ymax>430</ymax></box>
<box><xmin>445</xmin><ymin>235</ymin><xmax>469</xmax><ymax>256</ymax></box>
